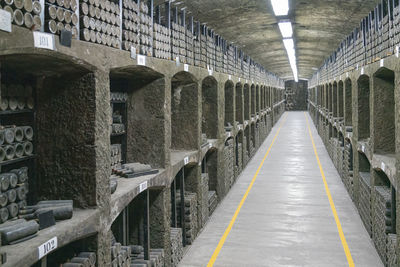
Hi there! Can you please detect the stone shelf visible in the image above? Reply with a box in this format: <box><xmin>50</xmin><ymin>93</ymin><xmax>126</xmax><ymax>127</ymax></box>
<box><xmin>1</xmin><ymin>208</ymin><xmax>99</xmax><ymax>267</ymax></box>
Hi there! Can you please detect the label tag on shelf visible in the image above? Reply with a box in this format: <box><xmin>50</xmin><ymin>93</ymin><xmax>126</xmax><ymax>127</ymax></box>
<box><xmin>361</xmin><ymin>145</ymin><xmax>365</xmax><ymax>153</ymax></box>
<box><xmin>139</xmin><ymin>181</ymin><xmax>148</xmax><ymax>193</ymax></box>
<box><xmin>238</xmin><ymin>78</ymin><xmax>241</xmax><ymax>82</ymax></box>
<box><xmin>396</xmin><ymin>46</ymin><xmax>399</xmax><ymax>58</ymax></box>
<box><xmin>228</xmin><ymin>75</ymin><xmax>232</xmax><ymax>80</ymax></box>
<box><xmin>346</xmin><ymin>72</ymin><xmax>349</xmax><ymax>78</ymax></box>
<box><xmin>137</xmin><ymin>55</ymin><xmax>146</xmax><ymax>66</ymax></box>
<box><xmin>208</xmin><ymin>143</ymin><xmax>212</xmax><ymax>149</ymax></box>
<box><xmin>184</xmin><ymin>64</ymin><xmax>189</xmax><ymax>72</ymax></box>
<box><xmin>381</xmin><ymin>162</ymin><xmax>385</xmax><ymax>172</ymax></box>
<box><xmin>184</xmin><ymin>156</ymin><xmax>189</xmax><ymax>165</ymax></box>
<box><xmin>33</xmin><ymin>32</ymin><xmax>55</xmax><ymax>51</ymax></box>
<box><xmin>130</xmin><ymin>46</ymin><xmax>136</xmax><ymax>59</ymax></box>
<box><xmin>246</xmin><ymin>79</ymin><xmax>248</xmax><ymax>84</ymax></box>
<box><xmin>380</xmin><ymin>59</ymin><xmax>384</xmax><ymax>67</ymax></box>
<box><xmin>361</xmin><ymin>67</ymin><xmax>364</xmax><ymax>75</ymax></box>
<box><xmin>356</xmin><ymin>64</ymin><xmax>359</xmax><ymax>70</ymax></box>
<box><xmin>227</xmin><ymin>132</ymin><xmax>231</xmax><ymax>137</ymax></box>
<box><xmin>176</xmin><ymin>57</ymin><xmax>180</xmax><ymax>66</ymax></box>
<box><xmin>38</xmin><ymin>237</ymin><xmax>58</xmax><ymax>259</ymax></box>
<box><xmin>208</xmin><ymin>69</ymin><xmax>213</xmax><ymax>76</ymax></box>
<box><xmin>0</xmin><ymin>10</ymin><xmax>11</xmax><ymax>33</ymax></box>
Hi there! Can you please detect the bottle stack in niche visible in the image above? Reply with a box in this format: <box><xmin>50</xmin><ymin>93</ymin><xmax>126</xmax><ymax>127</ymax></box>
<box><xmin>45</xmin><ymin>0</ymin><xmax>78</xmax><ymax>37</ymax></box>
<box><xmin>373</xmin><ymin>185</ymin><xmax>394</xmax><ymax>265</ymax></box>
<box><xmin>359</xmin><ymin>172</ymin><xmax>372</xmax><ymax>236</ymax></box>
<box><xmin>1</xmin><ymin>0</ymin><xmax>42</xmax><ymax>30</ymax></box>
<box><xmin>171</xmin><ymin>22</ymin><xmax>186</xmax><ymax>63</ymax></box>
<box><xmin>153</xmin><ymin>23</ymin><xmax>171</xmax><ymax>60</ymax></box>
<box><xmin>121</xmin><ymin>0</ymin><xmax>140</xmax><ymax>51</ymax></box>
<box><xmin>176</xmin><ymin>191</ymin><xmax>197</xmax><ymax>245</ymax></box>
<box><xmin>170</xmin><ymin>227</ymin><xmax>183</xmax><ymax>267</ymax></box>
<box><xmin>80</xmin><ymin>0</ymin><xmax>121</xmax><ymax>47</ymax></box>
<box><xmin>139</xmin><ymin>1</ymin><xmax>153</xmax><ymax>56</ymax></box>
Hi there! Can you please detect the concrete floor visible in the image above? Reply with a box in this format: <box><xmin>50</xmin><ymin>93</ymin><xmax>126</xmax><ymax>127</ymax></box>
<box><xmin>179</xmin><ymin>112</ymin><xmax>383</xmax><ymax>267</ymax></box>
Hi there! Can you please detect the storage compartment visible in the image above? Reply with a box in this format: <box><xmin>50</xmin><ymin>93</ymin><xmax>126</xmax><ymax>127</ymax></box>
<box><xmin>251</xmin><ymin>84</ymin><xmax>256</xmax><ymax>116</ymax></box>
<box><xmin>224</xmin><ymin>80</ymin><xmax>234</xmax><ymax>126</ymax></box>
<box><xmin>244</xmin><ymin>84</ymin><xmax>250</xmax><ymax>120</ymax></box>
<box><xmin>357</xmin><ymin>75</ymin><xmax>370</xmax><ymax>140</ymax></box>
<box><xmin>358</xmin><ymin>152</ymin><xmax>372</xmax><ymax>236</ymax></box>
<box><xmin>171</xmin><ymin>72</ymin><xmax>199</xmax><ymax>150</ymax></box>
<box><xmin>338</xmin><ymin>80</ymin><xmax>344</xmax><ymax>119</ymax></box>
<box><xmin>332</xmin><ymin>82</ymin><xmax>338</xmax><ymax>117</ymax></box>
<box><xmin>372</xmin><ymin>68</ymin><xmax>395</xmax><ymax>154</ymax></box>
<box><xmin>202</xmin><ymin>76</ymin><xmax>218</xmax><ymax>139</ymax></box>
<box><xmin>344</xmin><ymin>78</ymin><xmax>352</xmax><ymax>126</ymax></box>
<box><xmin>235</xmin><ymin>83</ymin><xmax>243</xmax><ymax>123</ymax></box>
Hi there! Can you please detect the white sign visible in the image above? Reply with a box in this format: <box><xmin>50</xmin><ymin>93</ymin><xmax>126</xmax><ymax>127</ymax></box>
<box><xmin>380</xmin><ymin>59</ymin><xmax>384</xmax><ymax>67</ymax></box>
<box><xmin>130</xmin><ymin>46</ymin><xmax>136</xmax><ymax>59</ymax></box>
<box><xmin>38</xmin><ymin>237</ymin><xmax>58</xmax><ymax>259</ymax></box>
<box><xmin>361</xmin><ymin>67</ymin><xmax>364</xmax><ymax>75</ymax></box>
<box><xmin>356</xmin><ymin>64</ymin><xmax>359</xmax><ymax>70</ymax></box>
<box><xmin>176</xmin><ymin>57</ymin><xmax>180</xmax><ymax>66</ymax></box>
<box><xmin>396</xmin><ymin>46</ymin><xmax>399</xmax><ymax>58</ymax></box>
<box><xmin>346</xmin><ymin>133</ymin><xmax>350</xmax><ymax>138</ymax></box>
<box><xmin>139</xmin><ymin>181</ymin><xmax>148</xmax><ymax>193</ymax></box>
<box><xmin>208</xmin><ymin>69</ymin><xmax>213</xmax><ymax>76</ymax></box>
<box><xmin>228</xmin><ymin>75</ymin><xmax>232</xmax><ymax>80</ymax></box>
<box><xmin>227</xmin><ymin>132</ymin><xmax>231</xmax><ymax>137</ymax></box>
<box><xmin>184</xmin><ymin>156</ymin><xmax>189</xmax><ymax>165</ymax></box>
<box><xmin>0</xmin><ymin>10</ymin><xmax>11</xmax><ymax>33</ymax></box>
<box><xmin>137</xmin><ymin>55</ymin><xmax>146</xmax><ymax>66</ymax></box>
<box><xmin>33</xmin><ymin>32</ymin><xmax>55</xmax><ymax>51</ymax></box>
<box><xmin>381</xmin><ymin>162</ymin><xmax>385</xmax><ymax>172</ymax></box>
<box><xmin>238</xmin><ymin>78</ymin><xmax>241</xmax><ymax>82</ymax></box>
<box><xmin>208</xmin><ymin>143</ymin><xmax>212</xmax><ymax>149</ymax></box>
<box><xmin>246</xmin><ymin>79</ymin><xmax>248</xmax><ymax>84</ymax></box>
<box><xmin>361</xmin><ymin>145</ymin><xmax>365</xmax><ymax>153</ymax></box>
<box><xmin>346</xmin><ymin>72</ymin><xmax>349</xmax><ymax>78</ymax></box>
<box><xmin>184</xmin><ymin>64</ymin><xmax>189</xmax><ymax>72</ymax></box>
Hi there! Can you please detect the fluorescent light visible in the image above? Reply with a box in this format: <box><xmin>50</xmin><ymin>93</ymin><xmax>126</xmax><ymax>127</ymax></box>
<box><xmin>278</xmin><ymin>22</ymin><xmax>292</xmax><ymax>38</ymax></box>
<box><xmin>271</xmin><ymin>0</ymin><xmax>289</xmax><ymax>16</ymax></box>
<box><xmin>283</xmin><ymin>38</ymin><xmax>294</xmax><ymax>50</ymax></box>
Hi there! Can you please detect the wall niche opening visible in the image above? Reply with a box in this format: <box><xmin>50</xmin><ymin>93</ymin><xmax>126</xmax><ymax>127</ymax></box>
<box><xmin>202</xmin><ymin>76</ymin><xmax>218</xmax><ymax>139</ymax></box>
<box><xmin>372</xmin><ymin>68</ymin><xmax>395</xmax><ymax>154</ymax></box>
<box><xmin>171</xmin><ymin>72</ymin><xmax>199</xmax><ymax>150</ymax></box>
<box><xmin>235</xmin><ymin>83</ymin><xmax>243</xmax><ymax>124</ymax></box>
<box><xmin>224</xmin><ymin>80</ymin><xmax>234</xmax><ymax>127</ymax></box>
<box><xmin>344</xmin><ymin>79</ymin><xmax>352</xmax><ymax>126</ymax></box>
<box><xmin>357</xmin><ymin>75</ymin><xmax>370</xmax><ymax>141</ymax></box>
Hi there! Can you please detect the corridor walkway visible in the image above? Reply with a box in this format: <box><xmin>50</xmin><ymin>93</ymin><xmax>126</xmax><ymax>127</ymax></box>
<box><xmin>179</xmin><ymin>112</ymin><xmax>382</xmax><ymax>267</ymax></box>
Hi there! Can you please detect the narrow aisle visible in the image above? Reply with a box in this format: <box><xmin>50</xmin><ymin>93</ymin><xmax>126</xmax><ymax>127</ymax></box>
<box><xmin>179</xmin><ymin>112</ymin><xmax>382</xmax><ymax>267</ymax></box>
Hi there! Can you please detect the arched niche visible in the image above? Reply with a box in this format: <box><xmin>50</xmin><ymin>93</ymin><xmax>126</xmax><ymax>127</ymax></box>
<box><xmin>235</xmin><ymin>83</ymin><xmax>243</xmax><ymax>124</ymax></box>
<box><xmin>357</xmin><ymin>75</ymin><xmax>370</xmax><ymax>141</ymax></box>
<box><xmin>372</xmin><ymin>68</ymin><xmax>395</xmax><ymax>154</ymax></box>
<box><xmin>244</xmin><ymin>84</ymin><xmax>250</xmax><ymax>120</ymax></box>
<box><xmin>171</xmin><ymin>71</ymin><xmax>199</xmax><ymax>150</ymax></box>
<box><xmin>202</xmin><ymin>76</ymin><xmax>218</xmax><ymax>139</ymax></box>
<box><xmin>224</xmin><ymin>80</ymin><xmax>235</xmax><ymax>126</ymax></box>
<box><xmin>344</xmin><ymin>79</ymin><xmax>353</xmax><ymax>126</ymax></box>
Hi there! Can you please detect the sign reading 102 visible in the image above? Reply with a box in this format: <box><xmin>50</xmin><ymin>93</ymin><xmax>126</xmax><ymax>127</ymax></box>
<box><xmin>38</xmin><ymin>237</ymin><xmax>58</xmax><ymax>259</ymax></box>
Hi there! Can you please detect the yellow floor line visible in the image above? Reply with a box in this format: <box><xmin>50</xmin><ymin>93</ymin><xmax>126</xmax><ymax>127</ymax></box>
<box><xmin>207</xmin><ymin>113</ymin><xmax>288</xmax><ymax>267</ymax></box>
<box><xmin>304</xmin><ymin>112</ymin><xmax>355</xmax><ymax>267</ymax></box>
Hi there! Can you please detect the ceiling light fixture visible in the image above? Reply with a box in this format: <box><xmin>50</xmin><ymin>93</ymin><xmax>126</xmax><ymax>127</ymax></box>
<box><xmin>278</xmin><ymin>22</ymin><xmax>293</xmax><ymax>38</ymax></box>
<box><xmin>271</xmin><ymin>0</ymin><xmax>289</xmax><ymax>16</ymax></box>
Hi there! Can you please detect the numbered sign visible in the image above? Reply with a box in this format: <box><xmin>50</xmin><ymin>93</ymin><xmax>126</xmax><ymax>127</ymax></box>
<box><xmin>33</xmin><ymin>32</ymin><xmax>55</xmax><ymax>51</ymax></box>
<box><xmin>0</xmin><ymin>10</ymin><xmax>11</xmax><ymax>32</ymax></box>
<box><xmin>208</xmin><ymin>143</ymin><xmax>212</xmax><ymax>149</ymax></box>
<box><xmin>380</xmin><ymin>59</ymin><xmax>384</xmax><ymax>67</ymax></box>
<box><xmin>139</xmin><ymin>181</ymin><xmax>148</xmax><ymax>193</ymax></box>
<box><xmin>38</xmin><ymin>237</ymin><xmax>58</xmax><ymax>259</ymax></box>
<box><xmin>137</xmin><ymin>55</ymin><xmax>146</xmax><ymax>66</ymax></box>
<box><xmin>184</xmin><ymin>157</ymin><xmax>189</xmax><ymax>165</ymax></box>
<box><xmin>228</xmin><ymin>75</ymin><xmax>232</xmax><ymax>80</ymax></box>
<box><xmin>130</xmin><ymin>46</ymin><xmax>137</xmax><ymax>59</ymax></box>
<box><xmin>184</xmin><ymin>64</ymin><xmax>189</xmax><ymax>72</ymax></box>
<box><xmin>381</xmin><ymin>162</ymin><xmax>385</xmax><ymax>172</ymax></box>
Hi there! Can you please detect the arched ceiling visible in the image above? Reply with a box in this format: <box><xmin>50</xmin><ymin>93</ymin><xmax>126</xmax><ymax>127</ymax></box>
<box><xmin>169</xmin><ymin>0</ymin><xmax>380</xmax><ymax>80</ymax></box>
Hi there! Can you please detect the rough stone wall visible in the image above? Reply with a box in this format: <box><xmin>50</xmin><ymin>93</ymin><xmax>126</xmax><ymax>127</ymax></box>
<box><xmin>171</xmin><ymin>78</ymin><xmax>199</xmax><ymax>150</ymax></box>
<box><xmin>372</xmin><ymin>70</ymin><xmax>395</xmax><ymax>154</ymax></box>
<box><xmin>36</xmin><ymin>72</ymin><xmax>98</xmax><ymax>208</ymax></box>
<box><xmin>202</xmin><ymin>77</ymin><xmax>219</xmax><ymax>139</ymax></box>
<box><xmin>126</xmin><ymin>78</ymin><xmax>166</xmax><ymax>168</ymax></box>
<box><xmin>224</xmin><ymin>138</ymin><xmax>235</xmax><ymax>189</ymax></box>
